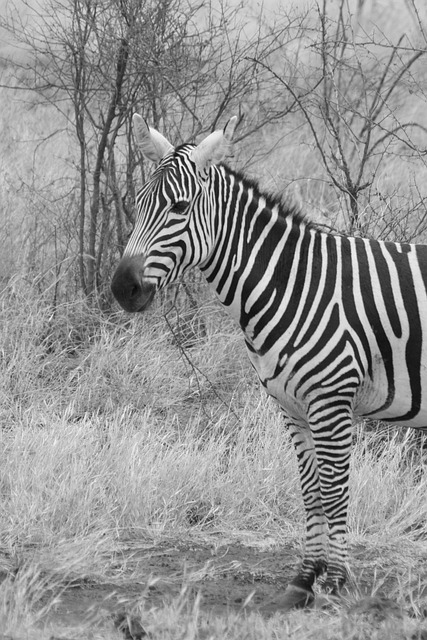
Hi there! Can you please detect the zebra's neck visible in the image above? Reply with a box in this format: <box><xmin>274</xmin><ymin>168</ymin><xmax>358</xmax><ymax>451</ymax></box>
<box><xmin>199</xmin><ymin>165</ymin><xmax>318</xmax><ymax>343</ymax></box>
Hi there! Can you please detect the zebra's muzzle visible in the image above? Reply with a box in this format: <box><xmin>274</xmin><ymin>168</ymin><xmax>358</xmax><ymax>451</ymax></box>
<box><xmin>111</xmin><ymin>255</ymin><xmax>157</xmax><ymax>313</ymax></box>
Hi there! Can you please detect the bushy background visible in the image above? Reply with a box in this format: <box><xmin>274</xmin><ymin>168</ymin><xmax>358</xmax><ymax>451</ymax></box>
<box><xmin>1</xmin><ymin>0</ymin><xmax>427</xmax><ymax>638</ymax></box>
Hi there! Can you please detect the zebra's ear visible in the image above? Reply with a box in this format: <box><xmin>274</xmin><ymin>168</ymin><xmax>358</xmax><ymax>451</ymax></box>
<box><xmin>190</xmin><ymin>116</ymin><xmax>238</xmax><ymax>171</ymax></box>
<box><xmin>132</xmin><ymin>114</ymin><xmax>174</xmax><ymax>163</ymax></box>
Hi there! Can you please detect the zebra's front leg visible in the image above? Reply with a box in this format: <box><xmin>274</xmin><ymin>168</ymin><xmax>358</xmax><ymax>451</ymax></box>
<box><xmin>313</xmin><ymin>411</ymin><xmax>353</xmax><ymax>595</ymax></box>
<box><xmin>280</xmin><ymin>420</ymin><xmax>329</xmax><ymax>609</ymax></box>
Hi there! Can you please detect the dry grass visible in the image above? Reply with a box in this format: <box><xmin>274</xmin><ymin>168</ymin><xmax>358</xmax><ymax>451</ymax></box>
<box><xmin>1</xmin><ymin>3</ymin><xmax>427</xmax><ymax>634</ymax></box>
<box><xmin>1</xmin><ymin>288</ymin><xmax>427</xmax><ymax>637</ymax></box>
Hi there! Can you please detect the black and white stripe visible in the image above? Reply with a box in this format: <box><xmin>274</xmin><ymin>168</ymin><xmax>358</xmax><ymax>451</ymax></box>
<box><xmin>111</xmin><ymin>117</ymin><xmax>427</xmax><ymax>608</ymax></box>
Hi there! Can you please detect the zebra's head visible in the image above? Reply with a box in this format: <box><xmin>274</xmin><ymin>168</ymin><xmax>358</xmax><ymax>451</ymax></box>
<box><xmin>111</xmin><ymin>114</ymin><xmax>237</xmax><ymax>312</ymax></box>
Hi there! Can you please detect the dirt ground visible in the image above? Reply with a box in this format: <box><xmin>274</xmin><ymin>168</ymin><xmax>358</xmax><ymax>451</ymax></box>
<box><xmin>44</xmin><ymin>537</ymin><xmax>416</xmax><ymax>628</ymax></box>
<box><xmin>48</xmin><ymin>539</ymin><xmax>296</xmax><ymax>626</ymax></box>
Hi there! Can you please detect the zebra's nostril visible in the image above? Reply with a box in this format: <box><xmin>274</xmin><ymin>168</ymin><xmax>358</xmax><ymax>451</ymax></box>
<box><xmin>129</xmin><ymin>284</ymin><xmax>139</xmax><ymax>299</ymax></box>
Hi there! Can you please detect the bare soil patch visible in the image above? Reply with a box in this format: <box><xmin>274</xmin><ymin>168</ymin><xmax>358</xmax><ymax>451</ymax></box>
<box><xmin>42</xmin><ymin>538</ymin><xmax>424</xmax><ymax>628</ymax></box>
<box><xmin>48</xmin><ymin>539</ymin><xmax>296</xmax><ymax>626</ymax></box>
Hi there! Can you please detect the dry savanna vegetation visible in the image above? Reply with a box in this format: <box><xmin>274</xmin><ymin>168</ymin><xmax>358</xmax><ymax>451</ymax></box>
<box><xmin>1</xmin><ymin>0</ymin><xmax>427</xmax><ymax>638</ymax></box>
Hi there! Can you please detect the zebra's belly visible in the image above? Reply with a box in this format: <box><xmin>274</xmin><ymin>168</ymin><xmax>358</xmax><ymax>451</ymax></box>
<box><xmin>249</xmin><ymin>342</ymin><xmax>427</xmax><ymax>429</ymax></box>
<box><xmin>355</xmin><ymin>368</ymin><xmax>427</xmax><ymax>428</ymax></box>
<box><xmin>348</xmin><ymin>335</ymin><xmax>427</xmax><ymax>427</ymax></box>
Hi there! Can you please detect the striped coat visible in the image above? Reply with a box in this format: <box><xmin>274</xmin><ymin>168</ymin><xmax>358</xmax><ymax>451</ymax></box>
<box><xmin>111</xmin><ymin>115</ymin><xmax>427</xmax><ymax>609</ymax></box>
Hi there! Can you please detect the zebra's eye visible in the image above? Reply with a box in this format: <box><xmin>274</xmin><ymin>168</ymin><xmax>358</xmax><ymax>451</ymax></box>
<box><xmin>171</xmin><ymin>200</ymin><xmax>189</xmax><ymax>215</ymax></box>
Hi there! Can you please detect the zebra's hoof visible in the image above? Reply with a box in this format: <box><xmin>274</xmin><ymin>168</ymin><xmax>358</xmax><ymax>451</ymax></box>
<box><xmin>275</xmin><ymin>584</ymin><xmax>315</xmax><ymax>611</ymax></box>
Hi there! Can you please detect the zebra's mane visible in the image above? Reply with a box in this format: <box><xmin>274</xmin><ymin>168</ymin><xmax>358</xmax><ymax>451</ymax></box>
<box><xmin>221</xmin><ymin>164</ymin><xmax>318</xmax><ymax>231</ymax></box>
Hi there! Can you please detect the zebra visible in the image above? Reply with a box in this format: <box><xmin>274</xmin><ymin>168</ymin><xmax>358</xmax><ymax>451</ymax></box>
<box><xmin>111</xmin><ymin>114</ymin><xmax>427</xmax><ymax>610</ymax></box>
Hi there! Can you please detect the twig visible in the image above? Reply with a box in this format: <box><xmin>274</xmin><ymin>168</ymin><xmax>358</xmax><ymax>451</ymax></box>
<box><xmin>163</xmin><ymin>303</ymin><xmax>241</xmax><ymax>424</ymax></box>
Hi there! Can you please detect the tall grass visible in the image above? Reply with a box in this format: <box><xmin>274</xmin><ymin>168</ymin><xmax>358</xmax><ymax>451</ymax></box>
<box><xmin>2</xmin><ymin>284</ymin><xmax>427</xmax><ymax>547</ymax></box>
<box><xmin>0</xmin><ymin>282</ymin><xmax>427</xmax><ymax>541</ymax></box>
<box><xmin>2</xmin><ymin>285</ymin><xmax>427</xmax><ymax>637</ymax></box>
